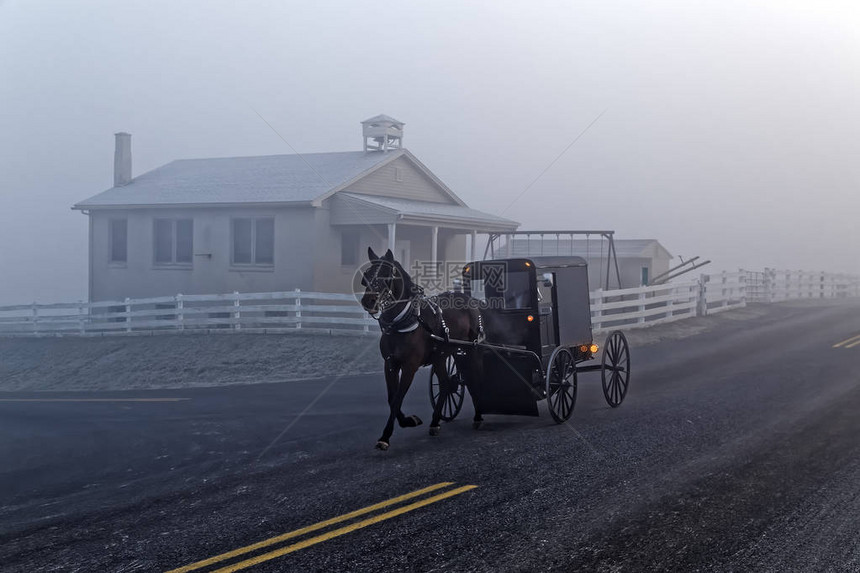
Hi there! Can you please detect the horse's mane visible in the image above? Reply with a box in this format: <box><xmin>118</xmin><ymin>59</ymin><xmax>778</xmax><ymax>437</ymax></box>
<box><xmin>391</xmin><ymin>259</ymin><xmax>421</xmax><ymax>300</ymax></box>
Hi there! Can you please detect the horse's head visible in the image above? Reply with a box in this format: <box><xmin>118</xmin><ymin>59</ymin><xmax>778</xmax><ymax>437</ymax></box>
<box><xmin>360</xmin><ymin>247</ymin><xmax>403</xmax><ymax>317</ymax></box>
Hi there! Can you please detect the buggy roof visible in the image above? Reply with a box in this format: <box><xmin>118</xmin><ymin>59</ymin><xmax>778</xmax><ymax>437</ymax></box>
<box><xmin>529</xmin><ymin>256</ymin><xmax>587</xmax><ymax>269</ymax></box>
<box><xmin>481</xmin><ymin>256</ymin><xmax>587</xmax><ymax>269</ymax></box>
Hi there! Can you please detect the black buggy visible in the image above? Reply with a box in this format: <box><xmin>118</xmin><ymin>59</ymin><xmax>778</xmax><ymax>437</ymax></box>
<box><xmin>429</xmin><ymin>257</ymin><xmax>631</xmax><ymax>423</ymax></box>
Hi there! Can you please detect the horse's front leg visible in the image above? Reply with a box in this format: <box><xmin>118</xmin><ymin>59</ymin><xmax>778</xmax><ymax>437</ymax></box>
<box><xmin>377</xmin><ymin>361</ymin><xmax>421</xmax><ymax>450</ymax></box>
<box><xmin>383</xmin><ymin>357</ymin><xmax>422</xmax><ymax>430</ymax></box>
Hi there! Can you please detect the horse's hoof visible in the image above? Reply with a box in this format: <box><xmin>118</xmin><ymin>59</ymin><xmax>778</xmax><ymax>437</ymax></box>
<box><xmin>429</xmin><ymin>426</ymin><xmax>441</xmax><ymax>437</ymax></box>
<box><xmin>472</xmin><ymin>420</ymin><xmax>482</xmax><ymax>430</ymax></box>
<box><xmin>399</xmin><ymin>415</ymin><xmax>423</xmax><ymax>428</ymax></box>
<box><xmin>375</xmin><ymin>441</ymin><xmax>389</xmax><ymax>451</ymax></box>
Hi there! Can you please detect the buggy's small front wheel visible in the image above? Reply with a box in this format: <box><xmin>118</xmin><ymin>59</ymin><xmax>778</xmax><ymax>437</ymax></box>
<box><xmin>601</xmin><ymin>331</ymin><xmax>630</xmax><ymax>407</ymax></box>
<box><xmin>429</xmin><ymin>354</ymin><xmax>465</xmax><ymax>422</ymax></box>
<box><xmin>546</xmin><ymin>347</ymin><xmax>577</xmax><ymax>423</ymax></box>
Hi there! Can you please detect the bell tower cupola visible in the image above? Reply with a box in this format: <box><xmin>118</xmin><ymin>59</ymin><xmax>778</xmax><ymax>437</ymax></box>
<box><xmin>362</xmin><ymin>114</ymin><xmax>404</xmax><ymax>152</ymax></box>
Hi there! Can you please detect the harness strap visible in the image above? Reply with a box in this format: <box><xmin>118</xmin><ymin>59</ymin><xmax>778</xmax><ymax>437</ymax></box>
<box><xmin>378</xmin><ymin>298</ymin><xmax>420</xmax><ymax>334</ymax></box>
<box><xmin>475</xmin><ymin>310</ymin><xmax>486</xmax><ymax>343</ymax></box>
<box><xmin>425</xmin><ymin>296</ymin><xmax>450</xmax><ymax>344</ymax></box>
<box><xmin>376</xmin><ymin>292</ymin><xmax>482</xmax><ymax>346</ymax></box>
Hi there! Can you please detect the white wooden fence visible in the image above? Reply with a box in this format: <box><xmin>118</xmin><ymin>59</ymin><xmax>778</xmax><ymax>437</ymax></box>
<box><xmin>0</xmin><ymin>290</ymin><xmax>376</xmax><ymax>337</ymax></box>
<box><xmin>590</xmin><ymin>280</ymin><xmax>700</xmax><ymax>331</ymax></box>
<box><xmin>743</xmin><ymin>269</ymin><xmax>860</xmax><ymax>302</ymax></box>
<box><xmin>1</xmin><ymin>269</ymin><xmax>858</xmax><ymax>337</ymax></box>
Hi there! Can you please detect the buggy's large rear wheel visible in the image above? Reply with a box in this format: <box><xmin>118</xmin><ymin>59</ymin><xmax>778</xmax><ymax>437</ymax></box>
<box><xmin>546</xmin><ymin>347</ymin><xmax>577</xmax><ymax>423</ymax></box>
<box><xmin>601</xmin><ymin>331</ymin><xmax>630</xmax><ymax>407</ymax></box>
<box><xmin>429</xmin><ymin>354</ymin><xmax>466</xmax><ymax>422</ymax></box>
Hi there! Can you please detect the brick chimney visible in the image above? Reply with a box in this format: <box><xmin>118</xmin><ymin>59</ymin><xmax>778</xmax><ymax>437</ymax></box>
<box><xmin>114</xmin><ymin>132</ymin><xmax>132</xmax><ymax>187</ymax></box>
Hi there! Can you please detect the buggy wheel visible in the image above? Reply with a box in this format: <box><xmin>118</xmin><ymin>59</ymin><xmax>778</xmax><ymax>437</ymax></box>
<box><xmin>546</xmin><ymin>347</ymin><xmax>577</xmax><ymax>423</ymax></box>
<box><xmin>429</xmin><ymin>355</ymin><xmax>465</xmax><ymax>422</ymax></box>
<box><xmin>601</xmin><ymin>331</ymin><xmax>630</xmax><ymax>407</ymax></box>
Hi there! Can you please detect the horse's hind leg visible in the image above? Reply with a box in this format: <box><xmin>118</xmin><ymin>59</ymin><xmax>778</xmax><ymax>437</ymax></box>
<box><xmin>428</xmin><ymin>355</ymin><xmax>450</xmax><ymax>436</ymax></box>
<box><xmin>462</xmin><ymin>350</ymin><xmax>484</xmax><ymax>430</ymax></box>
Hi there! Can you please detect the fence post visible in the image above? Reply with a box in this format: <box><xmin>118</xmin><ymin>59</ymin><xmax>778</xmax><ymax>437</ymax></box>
<box><xmin>664</xmin><ymin>285</ymin><xmax>674</xmax><ymax>320</ymax></box>
<box><xmin>233</xmin><ymin>291</ymin><xmax>241</xmax><ymax>330</ymax></box>
<box><xmin>176</xmin><ymin>293</ymin><xmax>184</xmax><ymax>330</ymax></box>
<box><xmin>125</xmin><ymin>297</ymin><xmax>131</xmax><ymax>332</ymax></box>
<box><xmin>721</xmin><ymin>271</ymin><xmax>728</xmax><ymax>309</ymax></box>
<box><xmin>739</xmin><ymin>269</ymin><xmax>747</xmax><ymax>307</ymax></box>
<box><xmin>31</xmin><ymin>302</ymin><xmax>39</xmax><ymax>335</ymax></box>
<box><xmin>637</xmin><ymin>289</ymin><xmax>646</xmax><ymax>324</ymax></box>
<box><xmin>78</xmin><ymin>301</ymin><xmax>86</xmax><ymax>335</ymax></box>
<box><xmin>697</xmin><ymin>274</ymin><xmax>708</xmax><ymax>316</ymax></box>
<box><xmin>592</xmin><ymin>288</ymin><xmax>603</xmax><ymax>331</ymax></box>
<box><xmin>295</xmin><ymin>288</ymin><xmax>302</xmax><ymax>330</ymax></box>
<box><xmin>763</xmin><ymin>268</ymin><xmax>771</xmax><ymax>303</ymax></box>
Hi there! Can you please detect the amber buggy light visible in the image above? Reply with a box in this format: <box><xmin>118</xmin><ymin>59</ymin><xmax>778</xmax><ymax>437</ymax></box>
<box><xmin>527</xmin><ymin>315</ymin><xmax>534</xmax><ymax>322</ymax></box>
<box><xmin>590</xmin><ymin>344</ymin><xmax>599</xmax><ymax>353</ymax></box>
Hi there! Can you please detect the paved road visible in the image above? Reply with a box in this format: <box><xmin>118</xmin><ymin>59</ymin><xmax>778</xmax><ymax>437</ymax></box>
<box><xmin>1</xmin><ymin>301</ymin><xmax>859</xmax><ymax>572</ymax></box>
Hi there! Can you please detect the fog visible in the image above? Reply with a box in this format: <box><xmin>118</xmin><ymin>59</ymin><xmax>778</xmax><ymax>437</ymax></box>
<box><xmin>1</xmin><ymin>0</ymin><xmax>858</xmax><ymax>305</ymax></box>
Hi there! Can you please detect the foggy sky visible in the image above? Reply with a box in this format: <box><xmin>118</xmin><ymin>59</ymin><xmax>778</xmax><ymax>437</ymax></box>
<box><xmin>1</xmin><ymin>0</ymin><xmax>859</xmax><ymax>305</ymax></box>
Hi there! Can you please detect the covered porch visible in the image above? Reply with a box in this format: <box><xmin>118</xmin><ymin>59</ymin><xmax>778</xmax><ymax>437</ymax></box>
<box><xmin>329</xmin><ymin>193</ymin><xmax>519</xmax><ymax>292</ymax></box>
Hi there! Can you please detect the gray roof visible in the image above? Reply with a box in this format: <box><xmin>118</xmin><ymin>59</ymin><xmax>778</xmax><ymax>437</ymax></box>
<box><xmin>74</xmin><ymin>150</ymin><xmax>404</xmax><ymax>209</ymax></box>
<box><xmin>341</xmin><ymin>193</ymin><xmax>519</xmax><ymax>231</ymax></box>
<box><xmin>509</xmin><ymin>238</ymin><xmax>672</xmax><ymax>259</ymax></box>
<box><xmin>361</xmin><ymin>114</ymin><xmax>403</xmax><ymax>126</ymax></box>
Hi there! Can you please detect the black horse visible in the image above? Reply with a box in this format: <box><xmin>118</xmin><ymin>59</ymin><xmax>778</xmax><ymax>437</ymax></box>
<box><xmin>359</xmin><ymin>247</ymin><xmax>484</xmax><ymax>450</ymax></box>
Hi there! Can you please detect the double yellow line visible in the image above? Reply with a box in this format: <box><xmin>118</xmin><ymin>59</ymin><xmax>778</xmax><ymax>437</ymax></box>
<box><xmin>165</xmin><ymin>482</ymin><xmax>477</xmax><ymax>573</ymax></box>
<box><xmin>833</xmin><ymin>334</ymin><xmax>860</xmax><ymax>349</ymax></box>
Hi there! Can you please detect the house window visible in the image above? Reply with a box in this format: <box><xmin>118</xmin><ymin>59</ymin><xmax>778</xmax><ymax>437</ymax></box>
<box><xmin>232</xmin><ymin>217</ymin><xmax>274</xmax><ymax>265</ymax></box>
<box><xmin>341</xmin><ymin>230</ymin><xmax>360</xmax><ymax>265</ymax></box>
<box><xmin>394</xmin><ymin>167</ymin><xmax>403</xmax><ymax>182</ymax></box>
<box><xmin>641</xmin><ymin>266</ymin><xmax>649</xmax><ymax>286</ymax></box>
<box><xmin>154</xmin><ymin>218</ymin><xmax>193</xmax><ymax>265</ymax></box>
<box><xmin>109</xmin><ymin>219</ymin><xmax>127</xmax><ymax>264</ymax></box>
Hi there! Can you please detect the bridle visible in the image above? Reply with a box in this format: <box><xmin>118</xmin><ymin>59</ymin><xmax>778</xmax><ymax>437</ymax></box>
<box><xmin>363</xmin><ymin>260</ymin><xmax>398</xmax><ymax>315</ymax></box>
<box><xmin>363</xmin><ymin>260</ymin><xmax>422</xmax><ymax>334</ymax></box>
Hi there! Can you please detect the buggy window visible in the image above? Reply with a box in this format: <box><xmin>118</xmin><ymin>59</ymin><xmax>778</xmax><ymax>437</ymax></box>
<box><xmin>468</xmin><ymin>265</ymin><xmax>534</xmax><ymax>310</ymax></box>
<box><xmin>500</xmin><ymin>270</ymin><xmax>534</xmax><ymax>309</ymax></box>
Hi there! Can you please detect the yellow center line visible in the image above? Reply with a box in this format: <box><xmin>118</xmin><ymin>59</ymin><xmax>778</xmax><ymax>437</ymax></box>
<box><xmin>0</xmin><ymin>398</ymin><xmax>189</xmax><ymax>402</ymax></box>
<box><xmin>165</xmin><ymin>482</ymin><xmax>458</xmax><ymax>573</ymax></box>
<box><xmin>833</xmin><ymin>334</ymin><xmax>860</xmax><ymax>348</ymax></box>
<box><xmin>208</xmin><ymin>485</ymin><xmax>478</xmax><ymax>573</ymax></box>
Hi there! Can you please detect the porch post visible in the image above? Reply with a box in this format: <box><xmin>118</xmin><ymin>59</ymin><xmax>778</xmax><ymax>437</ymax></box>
<box><xmin>470</xmin><ymin>230</ymin><xmax>477</xmax><ymax>261</ymax></box>
<box><xmin>431</xmin><ymin>226</ymin><xmax>439</xmax><ymax>275</ymax></box>
<box><xmin>387</xmin><ymin>222</ymin><xmax>396</xmax><ymax>253</ymax></box>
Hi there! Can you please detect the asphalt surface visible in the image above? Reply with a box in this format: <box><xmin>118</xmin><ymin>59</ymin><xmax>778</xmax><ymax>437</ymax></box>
<box><xmin>1</xmin><ymin>301</ymin><xmax>859</xmax><ymax>572</ymax></box>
